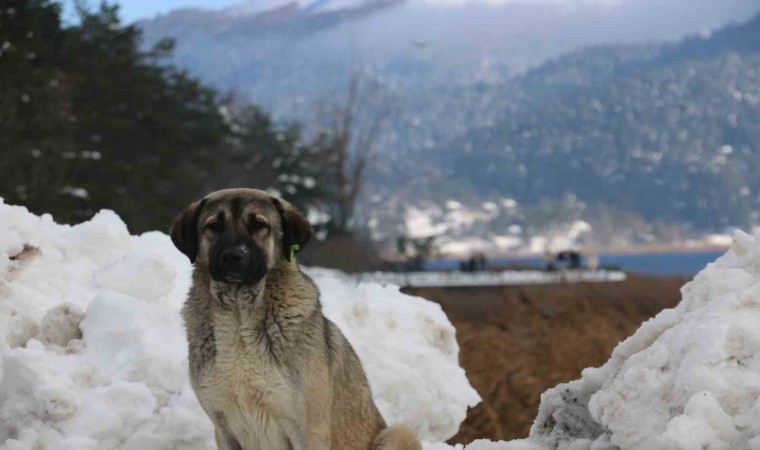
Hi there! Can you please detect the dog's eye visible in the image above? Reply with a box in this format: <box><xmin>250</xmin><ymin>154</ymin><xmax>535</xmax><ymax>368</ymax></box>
<box><xmin>248</xmin><ymin>215</ymin><xmax>268</xmax><ymax>232</ymax></box>
<box><xmin>205</xmin><ymin>221</ymin><xmax>223</xmax><ymax>233</ymax></box>
<box><xmin>250</xmin><ymin>221</ymin><xmax>267</xmax><ymax>231</ymax></box>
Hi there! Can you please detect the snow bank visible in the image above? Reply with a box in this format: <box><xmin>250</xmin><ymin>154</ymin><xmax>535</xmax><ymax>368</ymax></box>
<box><xmin>427</xmin><ymin>231</ymin><xmax>760</xmax><ymax>450</ymax></box>
<box><xmin>2</xmin><ymin>198</ymin><xmax>758</xmax><ymax>450</ymax></box>
<box><xmin>507</xmin><ymin>230</ymin><xmax>760</xmax><ymax>450</ymax></box>
<box><xmin>0</xmin><ymin>201</ymin><xmax>479</xmax><ymax>449</ymax></box>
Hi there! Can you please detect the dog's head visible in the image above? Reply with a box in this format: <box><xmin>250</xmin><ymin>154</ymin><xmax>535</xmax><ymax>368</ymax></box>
<box><xmin>170</xmin><ymin>189</ymin><xmax>311</xmax><ymax>285</ymax></box>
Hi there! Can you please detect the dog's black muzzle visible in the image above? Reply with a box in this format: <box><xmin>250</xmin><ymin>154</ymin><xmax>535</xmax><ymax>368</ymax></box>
<box><xmin>210</xmin><ymin>240</ymin><xmax>267</xmax><ymax>285</ymax></box>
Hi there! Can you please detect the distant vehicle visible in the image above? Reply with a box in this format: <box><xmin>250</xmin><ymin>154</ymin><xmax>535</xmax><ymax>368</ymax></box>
<box><xmin>547</xmin><ymin>250</ymin><xmax>583</xmax><ymax>271</ymax></box>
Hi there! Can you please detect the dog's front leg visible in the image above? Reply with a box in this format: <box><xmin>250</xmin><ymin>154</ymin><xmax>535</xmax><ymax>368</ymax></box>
<box><xmin>286</xmin><ymin>360</ymin><xmax>332</xmax><ymax>450</ymax></box>
<box><xmin>303</xmin><ymin>386</ymin><xmax>331</xmax><ymax>450</ymax></box>
<box><xmin>210</xmin><ymin>412</ymin><xmax>243</xmax><ymax>450</ymax></box>
<box><xmin>214</xmin><ymin>426</ymin><xmax>243</xmax><ymax>450</ymax></box>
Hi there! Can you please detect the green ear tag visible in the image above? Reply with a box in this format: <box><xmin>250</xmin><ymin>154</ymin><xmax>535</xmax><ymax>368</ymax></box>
<box><xmin>289</xmin><ymin>244</ymin><xmax>300</xmax><ymax>262</ymax></box>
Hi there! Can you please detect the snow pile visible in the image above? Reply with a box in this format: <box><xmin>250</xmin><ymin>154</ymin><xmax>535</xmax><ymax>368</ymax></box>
<box><xmin>2</xmin><ymin>197</ymin><xmax>758</xmax><ymax>450</ymax></box>
<box><xmin>517</xmin><ymin>230</ymin><xmax>760</xmax><ymax>450</ymax></box>
<box><xmin>0</xmin><ymin>201</ymin><xmax>478</xmax><ymax>449</ymax></box>
<box><xmin>427</xmin><ymin>230</ymin><xmax>760</xmax><ymax>450</ymax></box>
<box><xmin>313</xmin><ymin>269</ymin><xmax>480</xmax><ymax>438</ymax></box>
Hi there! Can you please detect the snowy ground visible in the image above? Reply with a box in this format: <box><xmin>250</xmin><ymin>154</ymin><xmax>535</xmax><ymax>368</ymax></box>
<box><xmin>1</xmin><ymin>200</ymin><xmax>758</xmax><ymax>450</ymax></box>
<box><xmin>355</xmin><ymin>270</ymin><xmax>626</xmax><ymax>288</ymax></box>
<box><xmin>0</xmin><ymin>202</ymin><xmax>478</xmax><ymax>449</ymax></box>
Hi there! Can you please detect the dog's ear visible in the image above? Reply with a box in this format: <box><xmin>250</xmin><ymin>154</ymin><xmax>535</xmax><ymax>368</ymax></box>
<box><xmin>170</xmin><ymin>198</ymin><xmax>207</xmax><ymax>263</ymax></box>
<box><xmin>271</xmin><ymin>197</ymin><xmax>312</xmax><ymax>261</ymax></box>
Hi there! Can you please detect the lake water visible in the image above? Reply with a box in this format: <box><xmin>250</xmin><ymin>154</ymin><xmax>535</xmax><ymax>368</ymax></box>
<box><xmin>424</xmin><ymin>250</ymin><xmax>725</xmax><ymax>276</ymax></box>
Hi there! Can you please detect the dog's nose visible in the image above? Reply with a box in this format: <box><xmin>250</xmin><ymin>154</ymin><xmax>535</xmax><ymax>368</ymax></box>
<box><xmin>220</xmin><ymin>246</ymin><xmax>250</xmax><ymax>272</ymax></box>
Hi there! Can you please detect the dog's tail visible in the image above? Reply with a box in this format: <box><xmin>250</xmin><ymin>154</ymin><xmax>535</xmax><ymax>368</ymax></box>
<box><xmin>374</xmin><ymin>424</ymin><xmax>422</xmax><ymax>450</ymax></box>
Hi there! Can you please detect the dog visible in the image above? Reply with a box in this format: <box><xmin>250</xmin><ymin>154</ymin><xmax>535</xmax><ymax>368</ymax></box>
<box><xmin>171</xmin><ymin>188</ymin><xmax>421</xmax><ymax>450</ymax></box>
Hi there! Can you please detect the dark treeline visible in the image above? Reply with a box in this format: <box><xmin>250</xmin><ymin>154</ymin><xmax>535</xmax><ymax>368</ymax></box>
<box><xmin>0</xmin><ymin>0</ymin><xmax>355</xmax><ymax>234</ymax></box>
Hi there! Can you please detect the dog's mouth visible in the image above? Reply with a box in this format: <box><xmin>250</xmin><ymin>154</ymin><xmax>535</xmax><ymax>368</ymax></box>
<box><xmin>210</xmin><ymin>269</ymin><xmax>266</xmax><ymax>286</ymax></box>
<box><xmin>221</xmin><ymin>274</ymin><xmax>244</xmax><ymax>284</ymax></box>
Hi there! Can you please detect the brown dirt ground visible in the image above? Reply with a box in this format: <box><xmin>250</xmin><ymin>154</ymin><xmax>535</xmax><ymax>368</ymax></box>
<box><xmin>403</xmin><ymin>274</ymin><xmax>689</xmax><ymax>444</ymax></box>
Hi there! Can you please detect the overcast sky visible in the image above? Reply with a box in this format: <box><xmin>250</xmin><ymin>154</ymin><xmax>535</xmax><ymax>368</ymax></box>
<box><xmin>64</xmin><ymin>0</ymin><xmax>629</xmax><ymax>23</ymax></box>
<box><xmin>64</xmin><ymin>0</ymin><xmax>759</xmax><ymax>26</ymax></box>
<box><xmin>63</xmin><ymin>0</ymin><xmax>240</xmax><ymax>22</ymax></box>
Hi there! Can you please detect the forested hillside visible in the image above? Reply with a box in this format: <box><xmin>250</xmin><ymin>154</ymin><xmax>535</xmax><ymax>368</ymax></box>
<box><xmin>441</xmin><ymin>18</ymin><xmax>760</xmax><ymax>230</ymax></box>
<box><xmin>138</xmin><ymin>4</ymin><xmax>759</xmax><ymax>236</ymax></box>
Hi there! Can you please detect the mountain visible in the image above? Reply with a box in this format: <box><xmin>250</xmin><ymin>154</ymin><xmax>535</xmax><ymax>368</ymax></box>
<box><xmin>137</xmin><ymin>2</ymin><xmax>760</xmax><ymax>246</ymax></box>
<box><xmin>657</xmin><ymin>11</ymin><xmax>760</xmax><ymax>63</ymax></box>
<box><xmin>137</xmin><ymin>0</ymin><xmax>759</xmax><ymax>106</ymax></box>
<box><xmin>140</xmin><ymin>0</ymin><xmax>401</xmax><ymax>40</ymax></box>
<box><xmin>435</xmin><ymin>13</ymin><xmax>760</xmax><ymax>231</ymax></box>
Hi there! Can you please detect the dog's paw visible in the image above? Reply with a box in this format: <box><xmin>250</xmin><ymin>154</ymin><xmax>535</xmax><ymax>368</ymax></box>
<box><xmin>374</xmin><ymin>424</ymin><xmax>422</xmax><ymax>450</ymax></box>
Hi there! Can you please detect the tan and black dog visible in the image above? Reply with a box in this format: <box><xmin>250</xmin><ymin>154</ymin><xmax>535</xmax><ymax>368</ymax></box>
<box><xmin>171</xmin><ymin>188</ymin><xmax>421</xmax><ymax>450</ymax></box>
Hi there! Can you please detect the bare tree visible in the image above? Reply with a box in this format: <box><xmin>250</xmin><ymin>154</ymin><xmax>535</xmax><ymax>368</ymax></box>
<box><xmin>317</xmin><ymin>71</ymin><xmax>389</xmax><ymax>234</ymax></box>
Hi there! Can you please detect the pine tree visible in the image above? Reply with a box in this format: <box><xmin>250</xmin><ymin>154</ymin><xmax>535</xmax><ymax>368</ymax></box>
<box><xmin>0</xmin><ymin>0</ymin><xmax>76</xmax><ymax>215</ymax></box>
<box><xmin>0</xmin><ymin>1</ymin><xmax>231</xmax><ymax>232</ymax></box>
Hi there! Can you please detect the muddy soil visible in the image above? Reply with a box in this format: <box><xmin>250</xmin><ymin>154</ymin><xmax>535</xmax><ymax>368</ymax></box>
<box><xmin>404</xmin><ymin>274</ymin><xmax>688</xmax><ymax>444</ymax></box>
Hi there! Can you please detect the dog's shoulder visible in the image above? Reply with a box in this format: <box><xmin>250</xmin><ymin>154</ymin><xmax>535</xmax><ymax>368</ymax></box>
<box><xmin>182</xmin><ymin>269</ymin><xmax>217</xmax><ymax>384</ymax></box>
<box><xmin>265</xmin><ymin>266</ymin><xmax>319</xmax><ymax>307</ymax></box>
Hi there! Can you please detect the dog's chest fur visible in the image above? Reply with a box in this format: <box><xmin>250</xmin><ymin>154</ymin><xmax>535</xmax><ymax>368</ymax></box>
<box><xmin>196</xmin><ymin>302</ymin><xmax>294</xmax><ymax>450</ymax></box>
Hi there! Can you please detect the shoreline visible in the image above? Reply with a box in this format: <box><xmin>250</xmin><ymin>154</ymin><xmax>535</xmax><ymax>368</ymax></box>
<box><xmin>434</xmin><ymin>243</ymin><xmax>731</xmax><ymax>261</ymax></box>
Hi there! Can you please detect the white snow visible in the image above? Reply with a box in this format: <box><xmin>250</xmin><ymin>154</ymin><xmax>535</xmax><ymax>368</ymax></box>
<box><xmin>515</xmin><ymin>230</ymin><xmax>760</xmax><ymax>450</ymax></box>
<box><xmin>312</xmin><ymin>269</ymin><xmax>480</xmax><ymax>439</ymax></box>
<box><xmin>425</xmin><ymin>230</ymin><xmax>760</xmax><ymax>449</ymax></box>
<box><xmin>392</xmin><ymin>199</ymin><xmax>731</xmax><ymax>260</ymax></box>
<box><xmin>401</xmin><ymin>202</ymin><xmax>593</xmax><ymax>258</ymax></box>
<box><xmin>405</xmin><ymin>206</ymin><xmax>450</xmax><ymax>238</ymax></box>
<box><xmin>1</xmin><ymin>198</ymin><xmax>758</xmax><ymax>450</ymax></box>
<box><xmin>0</xmin><ymin>201</ymin><xmax>478</xmax><ymax>449</ymax></box>
<box><xmin>529</xmin><ymin>221</ymin><xmax>591</xmax><ymax>254</ymax></box>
